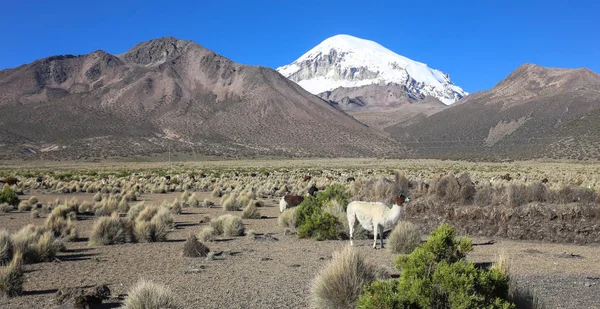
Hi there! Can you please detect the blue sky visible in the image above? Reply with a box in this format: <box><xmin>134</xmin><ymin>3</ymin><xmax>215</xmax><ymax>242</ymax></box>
<box><xmin>1</xmin><ymin>0</ymin><xmax>598</xmax><ymax>92</ymax></box>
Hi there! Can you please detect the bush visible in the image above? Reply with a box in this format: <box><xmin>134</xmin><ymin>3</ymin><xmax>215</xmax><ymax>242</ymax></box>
<box><xmin>134</xmin><ymin>220</ymin><xmax>168</xmax><ymax>242</ymax></box>
<box><xmin>45</xmin><ymin>215</ymin><xmax>78</xmax><ymax>241</ymax></box>
<box><xmin>18</xmin><ymin>200</ymin><xmax>32</xmax><ymax>212</ymax></box>
<box><xmin>0</xmin><ymin>253</ymin><xmax>24</xmax><ymax>298</ymax></box>
<box><xmin>387</xmin><ymin>221</ymin><xmax>421</xmax><ymax>254</ymax></box>
<box><xmin>197</xmin><ymin>227</ymin><xmax>215</xmax><ymax>242</ymax></box>
<box><xmin>0</xmin><ymin>229</ymin><xmax>13</xmax><ymax>264</ymax></box>
<box><xmin>507</xmin><ymin>184</ymin><xmax>529</xmax><ymax>207</ymax></box>
<box><xmin>89</xmin><ymin>213</ymin><xmax>127</xmax><ymax>246</ymax></box>
<box><xmin>316</xmin><ymin>184</ymin><xmax>350</xmax><ymax>208</ymax></box>
<box><xmin>210</xmin><ymin>214</ymin><xmax>244</xmax><ymax>237</ymax></box>
<box><xmin>278</xmin><ymin>208</ymin><xmax>297</xmax><ymax>229</ymax></box>
<box><xmin>182</xmin><ymin>234</ymin><xmax>210</xmax><ymax>257</ymax></box>
<box><xmin>0</xmin><ymin>186</ymin><xmax>19</xmax><ymax>206</ymax></box>
<box><xmin>123</xmin><ymin>279</ymin><xmax>179</xmax><ymax>309</ymax></box>
<box><xmin>311</xmin><ymin>247</ymin><xmax>380</xmax><ymax>309</ymax></box>
<box><xmin>433</xmin><ymin>175</ymin><xmax>461</xmax><ymax>203</ymax></box>
<box><xmin>241</xmin><ymin>201</ymin><xmax>261</xmax><ymax>219</ymax></box>
<box><xmin>358</xmin><ymin>224</ymin><xmax>514</xmax><ymax>309</ymax></box>
<box><xmin>296</xmin><ymin>195</ymin><xmax>341</xmax><ymax>241</ymax></box>
<box><xmin>298</xmin><ymin>211</ymin><xmax>339</xmax><ymax>241</ymax></box>
<box><xmin>0</xmin><ymin>203</ymin><xmax>12</xmax><ymax>213</ymax></box>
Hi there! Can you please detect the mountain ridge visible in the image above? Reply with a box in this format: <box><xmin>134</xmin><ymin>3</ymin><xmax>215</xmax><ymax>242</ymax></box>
<box><xmin>0</xmin><ymin>36</ymin><xmax>407</xmax><ymax>160</ymax></box>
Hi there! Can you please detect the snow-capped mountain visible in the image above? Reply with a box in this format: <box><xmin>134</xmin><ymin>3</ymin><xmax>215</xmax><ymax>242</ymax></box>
<box><xmin>277</xmin><ymin>34</ymin><xmax>467</xmax><ymax>105</ymax></box>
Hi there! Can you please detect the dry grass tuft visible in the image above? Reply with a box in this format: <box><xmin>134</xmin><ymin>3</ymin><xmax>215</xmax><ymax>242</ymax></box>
<box><xmin>122</xmin><ymin>279</ymin><xmax>179</xmax><ymax>309</ymax></box>
<box><xmin>89</xmin><ymin>213</ymin><xmax>126</xmax><ymax>246</ymax></box>
<box><xmin>0</xmin><ymin>229</ymin><xmax>13</xmax><ymax>264</ymax></box>
<box><xmin>210</xmin><ymin>214</ymin><xmax>244</xmax><ymax>237</ymax></box>
<box><xmin>387</xmin><ymin>221</ymin><xmax>421</xmax><ymax>254</ymax></box>
<box><xmin>278</xmin><ymin>208</ymin><xmax>297</xmax><ymax>228</ymax></box>
<box><xmin>182</xmin><ymin>234</ymin><xmax>210</xmax><ymax>257</ymax></box>
<box><xmin>311</xmin><ymin>246</ymin><xmax>380</xmax><ymax>309</ymax></box>
<box><xmin>432</xmin><ymin>174</ymin><xmax>461</xmax><ymax>203</ymax></box>
<box><xmin>241</xmin><ymin>201</ymin><xmax>261</xmax><ymax>219</ymax></box>
<box><xmin>197</xmin><ymin>227</ymin><xmax>215</xmax><ymax>243</ymax></box>
<box><xmin>0</xmin><ymin>252</ymin><xmax>24</xmax><ymax>298</ymax></box>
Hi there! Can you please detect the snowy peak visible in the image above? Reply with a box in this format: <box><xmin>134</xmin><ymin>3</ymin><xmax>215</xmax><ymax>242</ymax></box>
<box><xmin>277</xmin><ymin>34</ymin><xmax>467</xmax><ymax>105</ymax></box>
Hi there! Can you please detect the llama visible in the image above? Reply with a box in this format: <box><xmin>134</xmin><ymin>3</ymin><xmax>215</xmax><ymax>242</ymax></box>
<box><xmin>279</xmin><ymin>195</ymin><xmax>304</xmax><ymax>213</ymax></box>
<box><xmin>347</xmin><ymin>194</ymin><xmax>410</xmax><ymax>249</ymax></box>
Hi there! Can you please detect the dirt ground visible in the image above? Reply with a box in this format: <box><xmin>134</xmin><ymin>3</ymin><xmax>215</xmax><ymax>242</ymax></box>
<box><xmin>1</xmin><ymin>192</ymin><xmax>599</xmax><ymax>309</ymax></box>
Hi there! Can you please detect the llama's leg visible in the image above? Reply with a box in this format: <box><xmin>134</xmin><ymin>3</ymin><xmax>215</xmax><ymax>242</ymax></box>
<box><xmin>348</xmin><ymin>214</ymin><xmax>355</xmax><ymax>246</ymax></box>
<box><xmin>373</xmin><ymin>224</ymin><xmax>378</xmax><ymax>249</ymax></box>
<box><xmin>379</xmin><ymin>225</ymin><xmax>384</xmax><ymax>249</ymax></box>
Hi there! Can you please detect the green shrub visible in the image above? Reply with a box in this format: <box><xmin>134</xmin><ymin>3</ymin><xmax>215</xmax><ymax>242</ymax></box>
<box><xmin>0</xmin><ymin>186</ymin><xmax>19</xmax><ymax>206</ymax></box>
<box><xmin>316</xmin><ymin>184</ymin><xmax>350</xmax><ymax>209</ymax></box>
<box><xmin>298</xmin><ymin>211</ymin><xmax>339</xmax><ymax>241</ymax></box>
<box><xmin>296</xmin><ymin>190</ymin><xmax>345</xmax><ymax>241</ymax></box>
<box><xmin>358</xmin><ymin>224</ymin><xmax>514</xmax><ymax>309</ymax></box>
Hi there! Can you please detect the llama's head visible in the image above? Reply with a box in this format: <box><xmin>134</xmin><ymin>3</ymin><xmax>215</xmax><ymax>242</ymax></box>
<box><xmin>395</xmin><ymin>194</ymin><xmax>410</xmax><ymax>206</ymax></box>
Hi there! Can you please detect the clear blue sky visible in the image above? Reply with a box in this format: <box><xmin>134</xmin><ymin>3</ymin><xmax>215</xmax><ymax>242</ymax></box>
<box><xmin>1</xmin><ymin>0</ymin><xmax>598</xmax><ymax>92</ymax></box>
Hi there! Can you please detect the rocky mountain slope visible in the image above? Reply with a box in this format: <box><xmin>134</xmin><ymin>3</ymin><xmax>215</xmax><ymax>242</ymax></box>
<box><xmin>0</xmin><ymin>37</ymin><xmax>407</xmax><ymax>160</ymax></box>
<box><xmin>387</xmin><ymin>64</ymin><xmax>600</xmax><ymax>160</ymax></box>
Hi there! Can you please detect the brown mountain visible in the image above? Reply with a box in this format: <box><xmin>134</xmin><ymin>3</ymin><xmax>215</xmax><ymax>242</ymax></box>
<box><xmin>318</xmin><ymin>84</ymin><xmax>448</xmax><ymax>129</ymax></box>
<box><xmin>386</xmin><ymin>64</ymin><xmax>600</xmax><ymax>160</ymax></box>
<box><xmin>0</xmin><ymin>37</ymin><xmax>407</xmax><ymax>159</ymax></box>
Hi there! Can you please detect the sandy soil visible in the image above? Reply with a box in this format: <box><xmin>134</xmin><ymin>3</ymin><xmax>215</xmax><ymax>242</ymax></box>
<box><xmin>1</xmin><ymin>192</ymin><xmax>599</xmax><ymax>309</ymax></box>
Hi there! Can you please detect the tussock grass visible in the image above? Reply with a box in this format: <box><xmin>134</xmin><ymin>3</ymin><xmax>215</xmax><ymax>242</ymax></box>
<box><xmin>197</xmin><ymin>227</ymin><xmax>215</xmax><ymax>243</ymax></box>
<box><xmin>17</xmin><ymin>201</ymin><xmax>32</xmax><ymax>212</ymax></box>
<box><xmin>311</xmin><ymin>247</ymin><xmax>380</xmax><ymax>309</ymax></box>
<box><xmin>387</xmin><ymin>221</ymin><xmax>421</xmax><ymax>254</ymax></box>
<box><xmin>89</xmin><ymin>213</ymin><xmax>127</xmax><ymax>246</ymax></box>
<box><xmin>182</xmin><ymin>234</ymin><xmax>210</xmax><ymax>257</ymax></box>
<box><xmin>0</xmin><ymin>252</ymin><xmax>24</xmax><ymax>298</ymax></box>
<box><xmin>0</xmin><ymin>229</ymin><xmax>13</xmax><ymax>264</ymax></box>
<box><xmin>210</xmin><ymin>214</ymin><xmax>244</xmax><ymax>237</ymax></box>
<box><xmin>278</xmin><ymin>208</ymin><xmax>297</xmax><ymax>228</ymax></box>
<box><xmin>123</xmin><ymin>279</ymin><xmax>179</xmax><ymax>309</ymax></box>
<box><xmin>241</xmin><ymin>201</ymin><xmax>261</xmax><ymax>219</ymax></box>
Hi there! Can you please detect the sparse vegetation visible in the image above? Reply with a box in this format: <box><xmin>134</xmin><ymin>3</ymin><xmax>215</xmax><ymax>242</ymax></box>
<box><xmin>123</xmin><ymin>279</ymin><xmax>179</xmax><ymax>309</ymax></box>
<box><xmin>210</xmin><ymin>214</ymin><xmax>244</xmax><ymax>237</ymax></box>
<box><xmin>0</xmin><ymin>252</ymin><xmax>24</xmax><ymax>298</ymax></box>
<box><xmin>182</xmin><ymin>234</ymin><xmax>210</xmax><ymax>257</ymax></box>
<box><xmin>311</xmin><ymin>247</ymin><xmax>380</xmax><ymax>309</ymax></box>
<box><xmin>357</xmin><ymin>224</ymin><xmax>514</xmax><ymax>309</ymax></box>
<box><xmin>89</xmin><ymin>213</ymin><xmax>127</xmax><ymax>246</ymax></box>
<box><xmin>387</xmin><ymin>221</ymin><xmax>421</xmax><ymax>254</ymax></box>
<box><xmin>0</xmin><ymin>186</ymin><xmax>19</xmax><ymax>207</ymax></box>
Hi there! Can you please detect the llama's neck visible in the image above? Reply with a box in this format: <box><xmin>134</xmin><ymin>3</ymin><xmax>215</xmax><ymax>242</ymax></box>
<box><xmin>382</xmin><ymin>204</ymin><xmax>403</xmax><ymax>226</ymax></box>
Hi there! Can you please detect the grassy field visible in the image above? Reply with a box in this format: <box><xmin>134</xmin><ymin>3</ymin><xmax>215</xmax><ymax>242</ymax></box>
<box><xmin>0</xmin><ymin>158</ymin><xmax>599</xmax><ymax>308</ymax></box>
